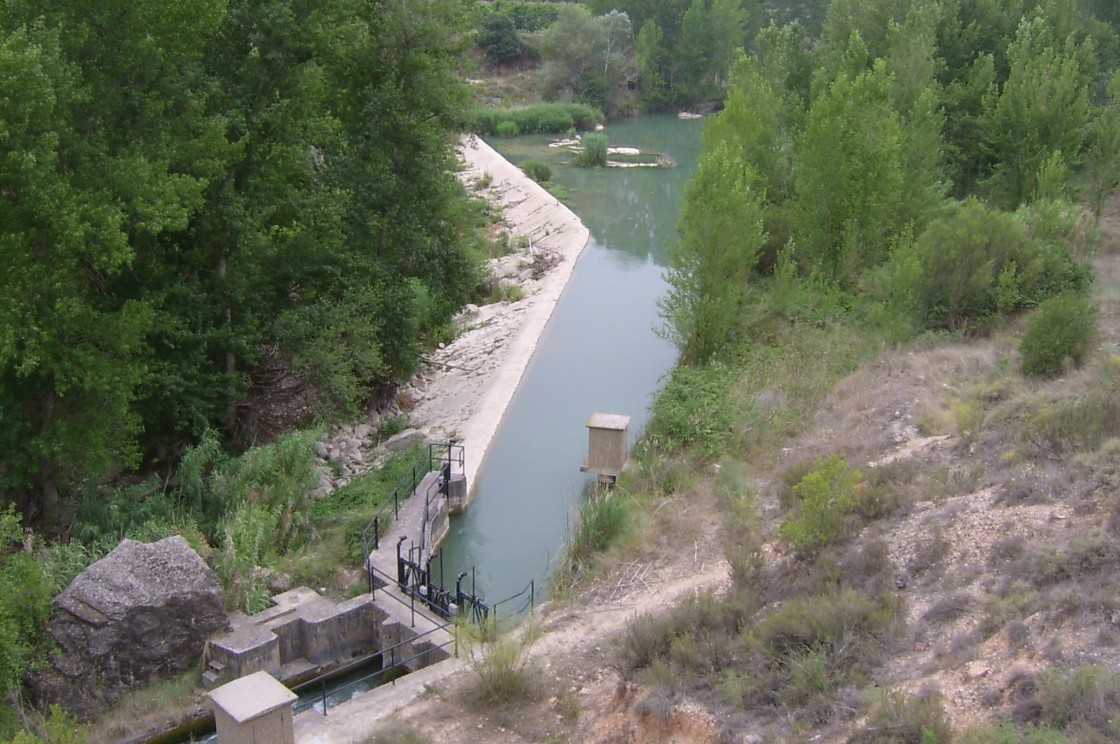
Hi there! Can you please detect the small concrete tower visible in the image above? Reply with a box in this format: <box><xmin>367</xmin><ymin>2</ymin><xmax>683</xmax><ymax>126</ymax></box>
<box><xmin>580</xmin><ymin>413</ymin><xmax>631</xmax><ymax>484</ymax></box>
<box><xmin>208</xmin><ymin>670</ymin><xmax>297</xmax><ymax>744</ymax></box>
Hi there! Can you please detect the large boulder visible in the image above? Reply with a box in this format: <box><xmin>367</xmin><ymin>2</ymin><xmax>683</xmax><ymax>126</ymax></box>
<box><xmin>31</xmin><ymin>535</ymin><xmax>229</xmax><ymax>718</ymax></box>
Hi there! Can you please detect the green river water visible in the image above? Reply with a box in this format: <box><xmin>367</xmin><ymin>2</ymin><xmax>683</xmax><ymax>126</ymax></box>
<box><xmin>438</xmin><ymin>114</ymin><xmax>703</xmax><ymax>606</ymax></box>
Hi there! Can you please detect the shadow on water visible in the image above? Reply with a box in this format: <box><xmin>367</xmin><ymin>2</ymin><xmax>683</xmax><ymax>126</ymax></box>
<box><xmin>439</xmin><ymin>114</ymin><xmax>703</xmax><ymax>606</ymax></box>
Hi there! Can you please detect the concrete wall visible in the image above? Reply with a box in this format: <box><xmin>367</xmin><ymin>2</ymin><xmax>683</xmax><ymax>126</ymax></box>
<box><xmin>205</xmin><ymin>591</ymin><xmax>394</xmax><ymax>689</ymax></box>
<box><xmin>301</xmin><ymin>596</ymin><xmax>381</xmax><ymax>665</ymax></box>
<box><xmin>213</xmin><ymin>703</ymin><xmax>294</xmax><ymax>744</ymax></box>
<box><xmin>208</xmin><ymin>626</ymin><xmax>280</xmax><ymax>681</ymax></box>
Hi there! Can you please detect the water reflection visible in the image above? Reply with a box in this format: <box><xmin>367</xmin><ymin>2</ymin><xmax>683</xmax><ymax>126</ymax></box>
<box><xmin>438</xmin><ymin>115</ymin><xmax>702</xmax><ymax>604</ymax></box>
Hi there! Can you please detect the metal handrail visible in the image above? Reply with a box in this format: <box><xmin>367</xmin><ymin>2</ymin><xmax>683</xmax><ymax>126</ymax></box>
<box><xmin>293</xmin><ymin>631</ymin><xmax>456</xmax><ymax>716</ymax></box>
<box><xmin>493</xmin><ymin>579</ymin><xmax>537</xmax><ymax>619</ymax></box>
<box><xmin>418</xmin><ymin>474</ymin><xmax>445</xmax><ymax>558</ymax></box>
<box><xmin>360</xmin><ymin>442</ymin><xmax>464</xmax><ymax>553</ymax></box>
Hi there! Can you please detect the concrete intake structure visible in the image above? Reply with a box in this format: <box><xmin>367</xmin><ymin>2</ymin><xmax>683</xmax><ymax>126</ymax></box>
<box><xmin>202</xmin><ymin>587</ymin><xmax>451</xmax><ymax>691</ymax></box>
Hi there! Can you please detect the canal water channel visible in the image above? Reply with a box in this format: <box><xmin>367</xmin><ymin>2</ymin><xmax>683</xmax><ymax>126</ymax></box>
<box><xmin>177</xmin><ymin>115</ymin><xmax>700</xmax><ymax>743</ymax></box>
<box><xmin>439</xmin><ymin>114</ymin><xmax>703</xmax><ymax>606</ymax></box>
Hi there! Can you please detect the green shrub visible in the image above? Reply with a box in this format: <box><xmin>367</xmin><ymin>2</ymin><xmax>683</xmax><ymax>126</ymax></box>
<box><xmin>890</xmin><ymin>200</ymin><xmax>1090</xmax><ymax>332</ymax></box>
<box><xmin>1021</xmin><ymin>361</ymin><xmax>1120</xmax><ymax>453</ymax></box>
<box><xmin>0</xmin><ymin>705</ymin><xmax>88</xmax><ymax>744</ymax></box>
<box><xmin>0</xmin><ymin>507</ymin><xmax>52</xmax><ymax>698</ymax></box>
<box><xmin>853</xmin><ymin>689</ymin><xmax>952</xmax><ymax>744</ymax></box>
<box><xmin>1020</xmin><ymin>293</ymin><xmax>1098</xmax><ymax>377</ymax></box>
<box><xmin>578</xmin><ymin>133</ymin><xmax>608</xmax><ymax>167</ymax></box>
<box><xmin>467</xmin><ymin>104</ymin><xmax>603</xmax><ymax>136</ymax></box>
<box><xmin>958</xmin><ymin>722</ymin><xmax>1071</xmax><ymax>744</ymax></box>
<box><xmin>476</xmin><ymin>13</ymin><xmax>520</xmax><ymax>65</ymax></box>
<box><xmin>618</xmin><ymin>589</ymin><xmax>754</xmax><ymax>673</ymax></box>
<box><xmin>749</xmin><ymin>588</ymin><xmax>900</xmax><ymax>715</ymax></box>
<box><xmin>520</xmin><ymin>159</ymin><xmax>551</xmax><ymax>183</ymax></box>
<box><xmin>273</xmin><ymin>283</ymin><xmax>421</xmax><ymax>420</ymax></box>
<box><xmin>495</xmin><ymin>120</ymin><xmax>520</xmax><ymax>138</ymax></box>
<box><xmin>214</xmin><ymin>502</ymin><xmax>279</xmax><ymax>613</ymax></box>
<box><xmin>1035</xmin><ymin>665</ymin><xmax>1120</xmax><ymax>737</ymax></box>
<box><xmin>457</xmin><ymin>617</ymin><xmax>541</xmax><ymax>705</ymax></box>
<box><xmin>752</xmin><ymin>588</ymin><xmax>897</xmax><ymax>662</ymax></box>
<box><xmin>490</xmin><ymin>0</ymin><xmax>560</xmax><ymax>30</ymax></box>
<box><xmin>777</xmin><ymin>455</ymin><xmax>863</xmax><ymax>554</ymax></box>
<box><xmin>570</xmin><ymin>494</ymin><xmax>627</xmax><ymax>558</ymax></box>
<box><xmin>647</xmin><ymin>362</ymin><xmax>738</xmax><ymax>459</ymax></box>
<box><xmin>552</xmin><ymin>488</ymin><xmax>629</xmax><ymax>593</ymax></box>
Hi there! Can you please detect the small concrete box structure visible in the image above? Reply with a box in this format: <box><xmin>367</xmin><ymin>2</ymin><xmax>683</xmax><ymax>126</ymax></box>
<box><xmin>580</xmin><ymin>413</ymin><xmax>631</xmax><ymax>483</ymax></box>
<box><xmin>208</xmin><ymin>671</ymin><xmax>297</xmax><ymax>744</ymax></box>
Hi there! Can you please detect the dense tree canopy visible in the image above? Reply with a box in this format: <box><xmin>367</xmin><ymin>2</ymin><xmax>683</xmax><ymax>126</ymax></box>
<box><xmin>0</xmin><ymin>0</ymin><xmax>482</xmax><ymax>524</ymax></box>
<box><xmin>666</xmin><ymin>0</ymin><xmax>1116</xmax><ymax>361</ymax></box>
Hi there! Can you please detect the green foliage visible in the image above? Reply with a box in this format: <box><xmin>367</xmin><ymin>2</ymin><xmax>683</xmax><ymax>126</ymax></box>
<box><xmin>214</xmin><ymin>503</ymin><xmax>279</xmax><ymax>613</ymax></box>
<box><xmin>570</xmin><ymin>492</ymin><xmax>627</xmax><ymax>559</ymax></box>
<box><xmin>172</xmin><ymin>430</ymin><xmax>321</xmax><ymax>611</ymax></box>
<box><xmin>0</xmin><ymin>0</ymin><xmax>484</xmax><ymax>524</ymax></box>
<box><xmin>889</xmin><ymin>200</ymin><xmax>1090</xmax><ymax>332</ymax></box>
<box><xmin>577</xmin><ymin>133</ymin><xmax>609</xmax><ymax>168</ymax></box>
<box><xmin>552</xmin><ymin>486</ymin><xmax>630</xmax><ymax>594</ymax></box>
<box><xmin>1020</xmin><ymin>294</ymin><xmax>1098</xmax><ymax>377</ymax></box>
<box><xmin>495</xmin><ymin>120</ymin><xmax>521</xmax><ymax>138</ymax></box>
<box><xmin>854</xmin><ymin>690</ymin><xmax>953</xmax><ymax>744</ymax></box>
<box><xmin>588</xmin><ymin>0</ymin><xmax>751</xmax><ymax>107</ymax></box>
<box><xmin>959</xmin><ymin>722</ymin><xmax>1071</xmax><ymax>744</ymax></box>
<box><xmin>777</xmin><ymin>454</ymin><xmax>863</xmax><ymax>554</ymax></box>
<box><xmin>1021</xmin><ymin>356</ymin><xmax>1120</xmax><ymax>454</ymax></box>
<box><xmin>622</xmin><ymin>586</ymin><xmax>897</xmax><ymax>721</ymax></box>
<box><xmin>488</xmin><ymin>0</ymin><xmax>560</xmax><ymax>31</ymax></box>
<box><xmin>537</xmin><ymin>6</ymin><xmax>636</xmax><ymax>115</ymax></box>
<box><xmin>0</xmin><ymin>705</ymin><xmax>88</xmax><ymax>744</ymax></box>
<box><xmin>467</xmin><ymin>104</ymin><xmax>603</xmax><ymax>135</ymax></box>
<box><xmin>619</xmin><ymin>589</ymin><xmax>754</xmax><ymax>673</ymax></box>
<box><xmin>648</xmin><ymin>363</ymin><xmax>738</xmax><ymax>459</ymax></box>
<box><xmin>795</xmin><ymin>60</ymin><xmax>911</xmax><ymax>282</ymax></box>
<box><xmin>311</xmin><ymin>445</ymin><xmax>425</xmax><ymax>522</ymax></box>
<box><xmin>662</xmin><ymin>144</ymin><xmax>767</xmax><ymax>361</ymax></box>
<box><xmin>179</xmin><ymin>430</ymin><xmax>318</xmax><ymax>546</ymax></box>
<box><xmin>272</xmin><ymin>284</ymin><xmax>420</xmax><ymax>422</ymax></box>
<box><xmin>477</xmin><ymin>13</ymin><xmax>521</xmax><ymax>66</ymax></box>
<box><xmin>0</xmin><ymin>506</ymin><xmax>51</xmax><ymax>699</ymax></box>
<box><xmin>981</xmin><ymin>17</ymin><xmax>1093</xmax><ymax>208</ymax></box>
<box><xmin>1035</xmin><ymin>665</ymin><xmax>1120</xmax><ymax>739</ymax></box>
<box><xmin>457</xmin><ymin>617</ymin><xmax>541</xmax><ymax>705</ymax></box>
<box><xmin>520</xmin><ymin>160</ymin><xmax>552</xmax><ymax>183</ymax></box>
<box><xmin>752</xmin><ymin>588</ymin><xmax>898</xmax><ymax>668</ymax></box>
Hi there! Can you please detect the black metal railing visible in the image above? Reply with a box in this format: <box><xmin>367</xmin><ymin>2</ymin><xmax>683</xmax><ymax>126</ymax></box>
<box><xmin>493</xmin><ymin>579</ymin><xmax>536</xmax><ymax>619</ymax></box>
<box><xmin>291</xmin><ymin>621</ymin><xmax>455</xmax><ymax>717</ymax></box>
<box><xmin>360</xmin><ymin>442</ymin><xmax>464</xmax><ymax>553</ymax></box>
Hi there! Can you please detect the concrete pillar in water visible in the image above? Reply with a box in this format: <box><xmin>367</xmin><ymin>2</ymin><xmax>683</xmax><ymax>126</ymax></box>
<box><xmin>580</xmin><ymin>413</ymin><xmax>631</xmax><ymax>485</ymax></box>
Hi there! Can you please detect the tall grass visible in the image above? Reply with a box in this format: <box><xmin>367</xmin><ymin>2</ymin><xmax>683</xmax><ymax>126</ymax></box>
<box><xmin>577</xmin><ymin>133</ymin><xmax>608</xmax><ymax>167</ymax></box>
<box><xmin>456</xmin><ymin>616</ymin><xmax>541</xmax><ymax>705</ymax></box>
<box><xmin>467</xmin><ymin>104</ymin><xmax>603</xmax><ymax>136</ymax></box>
<box><xmin>550</xmin><ymin>485</ymin><xmax>630</xmax><ymax>597</ymax></box>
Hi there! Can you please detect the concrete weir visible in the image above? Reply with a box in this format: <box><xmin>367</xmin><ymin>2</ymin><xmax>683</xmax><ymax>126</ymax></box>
<box><xmin>202</xmin><ymin>585</ymin><xmax>451</xmax><ymax>691</ymax></box>
<box><xmin>203</xmin><ymin>448</ymin><xmax>464</xmax><ymax>694</ymax></box>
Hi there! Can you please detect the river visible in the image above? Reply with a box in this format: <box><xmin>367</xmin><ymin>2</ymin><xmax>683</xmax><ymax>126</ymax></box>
<box><xmin>438</xmin><ymin>114</ymin><xmax>703</xmax><ymax>606</ymax></box>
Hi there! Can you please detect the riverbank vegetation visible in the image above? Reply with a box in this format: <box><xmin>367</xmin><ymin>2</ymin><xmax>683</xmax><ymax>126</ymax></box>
<box><xmin>0</xmin><ymin>0</ymin><xmax>489</xmax><ymax>736</ymax></box>
<box><xmin>3</xmin><ymin>0</ymin><xmax>1120</xmax><ymax>740</ymax></box>
<box><xmin>552</xmin><ymin>0</ymin><xmax>1120</xmax><ymax>740</ymax></box>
